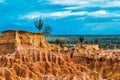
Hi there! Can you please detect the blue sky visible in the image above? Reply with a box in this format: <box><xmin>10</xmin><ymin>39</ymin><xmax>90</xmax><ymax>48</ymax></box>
<box><xmin>0</xmin><ymin>0</ymin><xmax>120</xmax><ymax>34</ymax></box>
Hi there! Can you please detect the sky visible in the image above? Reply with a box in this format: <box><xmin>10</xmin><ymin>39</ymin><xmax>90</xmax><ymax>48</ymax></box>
<box><xmin>0</xmin><ymin>0</ymin><xmax>120</xmax><ymax>35</ymax></box>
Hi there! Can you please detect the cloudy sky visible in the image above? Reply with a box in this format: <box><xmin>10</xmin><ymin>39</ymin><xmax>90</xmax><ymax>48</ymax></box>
<box><xmin>0</xmin><ymin>0</ymin><xmax>120</xmax><ymax>34</ymax></box>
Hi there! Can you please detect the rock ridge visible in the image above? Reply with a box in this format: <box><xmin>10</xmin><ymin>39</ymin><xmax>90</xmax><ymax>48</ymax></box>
<box><xmin>0</xmin><ymin>30</ymin><xmax>60</xmax><ymax>54</ymax></box>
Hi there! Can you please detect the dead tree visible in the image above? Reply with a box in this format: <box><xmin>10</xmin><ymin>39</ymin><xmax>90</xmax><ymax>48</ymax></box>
<box><xmin>34</xmin><ymin>17</ymin><xmax>43</xmax><ymax>32</ymax></box>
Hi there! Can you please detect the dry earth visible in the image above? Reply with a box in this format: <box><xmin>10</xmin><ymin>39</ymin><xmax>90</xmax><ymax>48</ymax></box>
<box><xmin>0</xmin><ymin>30</ymin><xmax>119</xmax><ymax>80</ymax></box>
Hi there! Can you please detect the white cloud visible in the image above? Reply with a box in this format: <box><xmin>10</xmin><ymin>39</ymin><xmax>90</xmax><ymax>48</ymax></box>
<box><xmin>92</xmin><ymin>26</ymin><xmax>104</xmax><ymax>31</ymax></box>
<box><xmin>49</xmin><ymin>11</ymin><xmax>71</xmax><ymax>17</ymax></box>
<box><xmin>76</xmin><ymin>17</ymin><xmax>86</xmax><ymax>20</ymax></box>
<box><xmin>19</xmin><ymin>12</ymin><xmax>41</xmax><ymax>20</ymax></box>
<box><xmin>48</xmin><ymin>0</ymin><xmax>88</xmax><ymax>6</ymax></box>
<box><xmin>19</xmin><ymin>10</ymin><xmax>120</xmax><ymax>20</ymax></box>
<box><xmin>0</xmin><ymin>0</ymin><xmax>5</xmax><ymax>3</ymax></box>
<box><xmin>90</xmin><ymin>11</ymin><xmax>120</xmax><ymax>18</ymax></box>
<box><xmin>64</xmin><ymin>6</ymin><xmax>81</xmax><ymax>10</ymax></box>
<box><xmin>89</xmin><ymin>10</ymin><xmax>108</xmax><ymax>17</ymax></box>
<box><xmin>49</xmin><ymin>0</ymin><xmax>120</xmax><ymax>10</ymax></box>
<box><xmin>105</xmin><ymin>1</ymin><xmax>120</xmax><ymax>7</ymax></box>
<box><xmin>19</xmin><ymin>11</ymin><xmax>87</xmax><ymax>20</ymax></box>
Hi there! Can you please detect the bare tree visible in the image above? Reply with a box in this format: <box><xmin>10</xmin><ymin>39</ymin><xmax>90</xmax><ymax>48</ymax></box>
<box><xmin>94</xmin><ymin>38</ymin><xmax>98</xmax><ymax>44</ymax></box>
<box><xmin>34</xmin><ymin>17</ymin><xmax>43</xmax><ymax>32</ymax></box>
<box><xmin>44</xmin><ymin>23</ymin><xmax>51</xmax><ymax>35</ymax></box>
<box><xmin>79</xmin><ymin>36</ymin><xmax>84</xmax><ymax>47</ymax></box>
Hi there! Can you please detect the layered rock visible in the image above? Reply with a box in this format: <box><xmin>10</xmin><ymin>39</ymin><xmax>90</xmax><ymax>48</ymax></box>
<box><xmin>0</xmin><ymin>30</ymin><xmax>119</xmax><ymax>80</ymax></box>
<box><xmin>0</xmin><ymin>30</ymin><xmax>60</xmax><ymax>54</ymax></box>
<box><xmin>71</xmin><ymin>44</ymin><xmax>120</xmax><ymax>80</ymax></box>
<box><xmin>0</xmin><ymin>49</ymin><xmax>98</xmax><ymax>80</ymax></box>
<box><xmin>0</xmin><ymin>30</ymin><xmax>98</xmax><ymax>80</ymax></box>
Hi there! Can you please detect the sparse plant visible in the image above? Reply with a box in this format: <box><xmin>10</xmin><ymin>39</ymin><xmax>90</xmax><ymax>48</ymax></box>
<box><xmin>55</xmin><ymin>38</ymin><xmax>66</xmax><ymax>47</ymax></box>
<box><xmin>79</xmin><ymin>36</ymin><xmax>84</xmax><ymax>47</ymax></box>
<box><xmin>44</xmin><ymin>23</ymin><xmax>51</xmax><ymax>36</ymax></box>
<box><xmin>85</xmin><ymin>39</ymin><xmax>88</xmax><ymax>44</ymax></box>
<box><xmin>94</xmin><ymin>38</ymin><xmax>98</xmax><ymax>44</ymax></box>
<box><xmin>34</xmin><ymin>17</ymin><xmax>43</xmax><ymax>32</ymax></box>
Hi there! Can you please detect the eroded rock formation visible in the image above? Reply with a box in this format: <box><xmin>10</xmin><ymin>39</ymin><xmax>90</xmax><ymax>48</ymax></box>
<box><xmin>0</xmin><ymin>30</ymin><xmax>61</xmax><ymax>54</ymax></box>
<box><xmin>0</xmin><ymin>30</ymin><xmax>98</xmax><ymax>80</ymax></box>
<box><xmin>0</xmin><ymin>30</ymin><xmax>119</xmax><ymax>80</ymax></box>
<box><xmin>71</xmin><ymin>44</ymin><xmax>120</xmax><ymax>80</ymax></box>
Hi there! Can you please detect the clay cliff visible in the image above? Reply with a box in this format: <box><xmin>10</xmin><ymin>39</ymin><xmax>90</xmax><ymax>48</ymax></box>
<box><xmin>0</xmin><ymin>30</ymin><xmax>98</xmax><ymax>80</ymax></box>
<box><xmin>71</xmin><ymin>44</ymin><xmax>120</xmax><ymax>80</ymax></box>
<box><xmin>0</xmin><ymin>30</ymin><xmax>60</xmax><ymax>54</ymax></box>
<box><xmin>0</xmin><ymin>30</ymin><xmax>119</xmax><ymax>80</ymax></box>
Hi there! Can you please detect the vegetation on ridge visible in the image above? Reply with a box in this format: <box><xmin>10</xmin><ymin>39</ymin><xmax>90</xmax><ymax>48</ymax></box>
<box><xmin>34</xmin><ymin>17</ymin><xmax>51</xmax><ymax>35</ymax></box>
